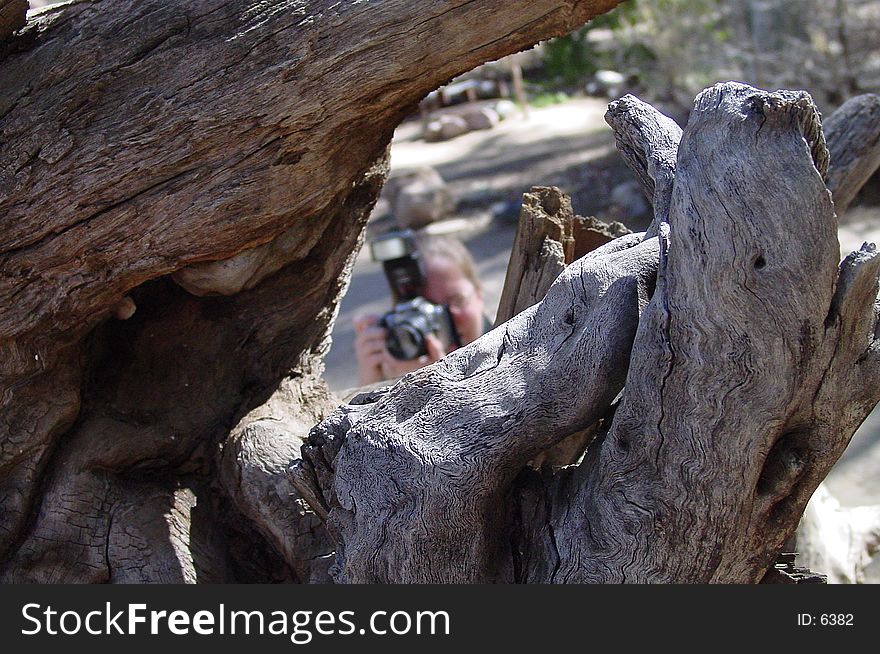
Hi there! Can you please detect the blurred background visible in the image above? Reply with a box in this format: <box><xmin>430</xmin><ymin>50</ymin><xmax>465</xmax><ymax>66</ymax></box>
<box><xmin>325</xmin><ymin>0</ymin><xmax>880</xmax><ymax>391</ymax></box>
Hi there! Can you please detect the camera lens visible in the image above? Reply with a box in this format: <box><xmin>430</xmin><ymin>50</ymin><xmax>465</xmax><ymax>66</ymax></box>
<box><xmin>386</xmin><ymin>322</ymin><xmax>427</xmax><ymax>360</ymax></box>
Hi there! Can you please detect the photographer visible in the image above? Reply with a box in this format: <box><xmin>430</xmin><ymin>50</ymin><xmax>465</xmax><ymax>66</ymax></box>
<box><xmin>354</xmin><ymin>233</ymin><xmax>488</xmax><ymax>385</ymax></box>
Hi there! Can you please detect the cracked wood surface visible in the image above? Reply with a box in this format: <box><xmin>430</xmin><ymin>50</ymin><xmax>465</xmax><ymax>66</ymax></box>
<box><xmin>295</xmin><ymin>82</ymin><xmax>880</xmax><ymax>583</ymax></box>
<box><xmin>0</xmin><ymin>0</ymin><xmax>625</xmax><ymax>581</ymax></box>
<box><xmin>293</xmin><ymin>231</ymin><xmax>660</xmax><ymax>582</ymax></box>
<box><xmin>604</xmin><ymin>94</ymin><xmax>682</xmax><ymax>238</ymax></box>
<box><xmin>0</xmin><ymin>0</ymin><xmax>623</xmax><ymax>343</ymax></box>
<box><xmin>0</xmin><ymin>0</ymin><xmax>26</xmax><ymax>42</ymax></box>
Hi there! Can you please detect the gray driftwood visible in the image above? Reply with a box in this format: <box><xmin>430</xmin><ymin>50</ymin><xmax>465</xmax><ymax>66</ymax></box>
<box><xmin>293</xmin><ymin>82</ymin><xmax>880</xmax><ymax>583</ymax></box>
<box><xmin>495</xmin><ymin>186</ymin><xmax>632</xmax><ymax>328</ymax></box>
<box><xmin>0</xmin><ymin>0</ymin><xmax>626</xmax><ymax>582</ymax></box>
<box><xmin>824</xmin><ymin>94</ymin><xmax>880</xmax><ymax>218</ymax></box>
<box><xmin>4</xmin><ymin>0</ymin><xmax>879</xmax><ymax>585</ymax></box>
<box><xmin>604</xmin><ymin>94</ymin><xmax>682</xmax><ymax>237</ymax></box>
<box><xmin>494</xmin><ymin>186</ymin><xmax>630</xmax><ymax>470</ymax></box>
<box><xmin>494</xmin><ymin>187</ymin><xmax>576</xmax><ymax>326</ymax></box>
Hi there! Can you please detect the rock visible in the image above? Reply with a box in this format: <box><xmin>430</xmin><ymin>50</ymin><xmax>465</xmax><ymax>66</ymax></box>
<box><xmin>795</xmin><ymin>483</ymin><xmax>880</xmax><ymax>584</ymax></box>
<box><xmin>462</xmin><ymin>106</ymin><xmax>500</xmax><ymax>131</ymax></box>
<box><xmin>172</xmin><ymin>247</ymin><xmax>266</xmax><ymax>296</ymax></box>
<box><xmin>385</xmin><ymin>167</ymin><xmax>454</xmax><ymax>229</ymax></box>
<box><xmin>171</xmin><ymin>220</ymin><xmax>321</xmax><ymax>296</ymax></box>
<box><xmin>113</xmin><ymin>296</ymin><xmax>137</xmax><ymax>320</ymax></box>
<box><xmin>585</xmin><ymin>69</ymin><xmax>626</xmax><ymax>99</ymax></box>
<box><xmin>492</xmin><ymin>99</ymin><xmax>518</xmax><ymax>120</ymax></box>
<box><xmin>423</xmin><ymin>115</ymin><xmax>469</xmax><ymax>142</ymax></box>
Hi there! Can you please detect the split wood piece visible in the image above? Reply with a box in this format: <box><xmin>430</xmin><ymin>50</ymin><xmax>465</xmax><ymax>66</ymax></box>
<box><xmin>760</xmin><ymin>552</ymin><xmax>826</xmax><ymax>584</ymax></box>
<box><xmin>494</xmin><ymin>187</ymin><xmax>576</xmax><ymax>327</ymax></box>
<box><xmin>571</xmin><ymin>215</ymin><xmax>631</xmax><ymax>261</ymax></box>
<box><xmin>495</xmin><ymin>187</ymin><xmax>633</xmax><ymax>329</ymax></box>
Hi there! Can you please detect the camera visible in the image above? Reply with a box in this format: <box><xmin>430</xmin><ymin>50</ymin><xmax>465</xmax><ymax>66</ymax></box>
<box><xmin>369</xmin><ymin>230</ymin><xmax>460</xmax><ymax>361</ymax></box>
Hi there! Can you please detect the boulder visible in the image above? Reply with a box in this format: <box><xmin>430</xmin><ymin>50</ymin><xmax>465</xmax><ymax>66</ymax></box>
<box><xmin>385</xmin><ymin>167</ymin><xmax>454</xmax><ymax>229</ymax></box>
<box><xmin>423</xmin><ymin>115</ymin><xmax>469</xmax><ymax>142</ymax></box>
<box><xmin>463</xmin><ymin>106</ymin><xmax>500</xmax><ymax>131</ymax></box>
<box><xmin>492</xmin><ymin>99</ymin><xmax>518</xmax><ymax>120</ymax></box>
<box><xmin>585</xmin><ymin>69</ymin><xmax>626</xmax><ymax>99</ymax></box>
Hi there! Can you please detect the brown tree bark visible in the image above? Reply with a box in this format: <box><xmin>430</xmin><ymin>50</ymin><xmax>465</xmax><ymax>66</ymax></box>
<box><xmin>0</xmin><ymin>0</ymin><xmax>624</xmax><ymax>582</ymax></box>
<box><xmin>0</xmin><ymin>0</ymin><xmax>26</xmax><ymax>42</ymax></box>
<box><xmin>292</xmin><ymin>83</ymin><xmax>880</xmax><ymax>583</ymax></box>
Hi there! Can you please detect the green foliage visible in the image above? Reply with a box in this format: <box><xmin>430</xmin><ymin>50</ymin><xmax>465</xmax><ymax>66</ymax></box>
<box><xmin>541</xmin><ymin>31</ymin><xmax>597</xmax><ymax>86</ymax></box>
<box><xmin>539</xmin><ymin>2</ymin><xmax>641</xmax><ymax>87</ymax></box>
<box><xmin>535</xmin><ymin>0</ymin><xmax>879</xmax><ymax>113</ymax></box>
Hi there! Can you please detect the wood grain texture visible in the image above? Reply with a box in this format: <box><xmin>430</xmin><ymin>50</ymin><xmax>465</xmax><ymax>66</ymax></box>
<box><xmin>494</xmin><ymin>186</ymin><xmax>575</xmax><ymax>327</ymax></box>
<box><xmin>604</xmin><ymin>94</ymin><xmax>682</xmax><ymax>237</ymax></box>
<box><xmin>494</xmin><ymin>186</ymin><xmax>632</xmax><ymax>470</ymax></box>
<box><xmin>296</xmin><ymin>82</ymin><xmax>880</xmax><ymax>584</ymax></box>
<box><xmin>294</xmin><ymin>231</ymin><xmax>659</xmax><ymax>582</ymax></box>
<box><xmin>523</xmin><ymin>83</ymin><xmax>872</xmax><ymax>583</ymax></box>
<box><xmin>0</xmin><ymin>0</ymin><xmax>624</xmax><ymax>344</ymax></box>
<box><xmin>0</xmin><ymin>0</ymin><xmax>626</xmax><ymax>581</ymax></box>
<box><xmin>218</xmin><ymin>375</ymin><xmax>337</xmax><ymax>583</ymax></box>
<box><xmin>824</xmin><ymin>94</ymin><xmax>880</xmax><ymax>217</ymax></box>
<box><xmin>0</xmin><ymin>0</ymin><xmax>26</xmax><ymax>42</ymax></box>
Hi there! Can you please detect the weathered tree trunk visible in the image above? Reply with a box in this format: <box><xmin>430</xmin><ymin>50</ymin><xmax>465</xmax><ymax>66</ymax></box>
<box><xmin>0</xmin><ymin>0</ymin><xmax>625</xmax><ymax>582</ymax></box>
<box><xmin>292</xmin><ymin>82</ymin><xmax>880</xmax><ymax>583</ymax></box>
<box><xmin>4</xmin><ymin>0</ymin><xmax>879</xmax><ymax>585</ymax></box>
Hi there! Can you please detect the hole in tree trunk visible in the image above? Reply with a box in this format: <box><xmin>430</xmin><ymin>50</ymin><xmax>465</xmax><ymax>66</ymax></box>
<box><xmin>756</xmin><ymin>429</ymin><xmax>808</xmax><ymax>498</ymax></box>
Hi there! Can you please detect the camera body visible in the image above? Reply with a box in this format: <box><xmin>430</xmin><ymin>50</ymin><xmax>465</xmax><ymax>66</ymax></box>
<box><xmin>379</xmin><ymin>296</ymin><xmax>459</xmax><ymax>361</ymax></box>
<box><xmin>369</xmin><ymin>230</ymin><xmax>460</xmax><ymax>360</ymax></box>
